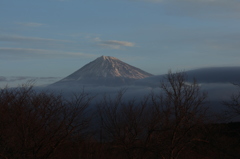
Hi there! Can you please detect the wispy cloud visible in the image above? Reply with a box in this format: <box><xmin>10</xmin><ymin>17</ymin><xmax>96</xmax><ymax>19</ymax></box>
<box><xmin>0</xmin><ymin>47</ymin><xmax>97</xmax><ymax>59</ymax></box>
<box><xmin>94</xmin><ymin>37</ymin><xmax>135</xmax><ymax>49</ymax></box>
<box><xmin>54</xmin><ymin>0</ymin><xmax>72</xmax><ymax>1</ymax></box>
<box><xmin>16</xmin><ymin>22</ymin><xmax>45</xmax><ymax>27</ymax></box>
<box><xmin>0</xmin><ymin>35</ymin><xmax>72</xmax><ymax>43</ymax></box>
<box><xmin>102</xmin><ymin>40</ymin><xmax>135</xmax><ymax>47</ymax></box>
<box><xmin>141</xmin><ymin>0</ymin><xmax>163</xmax><ymax>3</ymax></box>
<box><xmin>0</xmin><ymin>35</ymin><xmax>75</xmax><ymax>51</ymax></box>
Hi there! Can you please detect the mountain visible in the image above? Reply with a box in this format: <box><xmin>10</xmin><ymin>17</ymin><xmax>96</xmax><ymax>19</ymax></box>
<box><xmin>51</xmin><ymin>56</ymin><xmax>153</xmax><ymax>86</ymax></box>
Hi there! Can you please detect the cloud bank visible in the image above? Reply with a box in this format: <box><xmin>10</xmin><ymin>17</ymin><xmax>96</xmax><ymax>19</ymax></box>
<box><xmin>0</xmin><ymin>76</ymin><xmax>62</xmax><ymax>88</ymax></box>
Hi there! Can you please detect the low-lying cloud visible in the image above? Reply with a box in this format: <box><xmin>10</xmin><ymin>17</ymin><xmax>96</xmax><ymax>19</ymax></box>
<box><xmin>0</xmin><ymin>76</ymin><xmax>62</xmax><ymax>88</ymax></box>
<box><xmin>0</xmin><ymin>76</ymin><xmax>61</xmax><ymax>82</ymax></box>
<box><xmin>0</xmin><ymin>76</ymin><xmax>7</xmax><ymax>82</ymax></box>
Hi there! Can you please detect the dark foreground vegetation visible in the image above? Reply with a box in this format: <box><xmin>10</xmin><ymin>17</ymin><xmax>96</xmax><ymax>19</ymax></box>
<box><xmin>0</xmin><ymin>72</ymin><xmax>240</xmax><ymax>159</ymax></box>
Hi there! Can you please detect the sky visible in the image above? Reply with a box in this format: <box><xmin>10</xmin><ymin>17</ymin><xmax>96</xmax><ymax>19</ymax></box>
<box><xmin>1</xmin><ymin>0</ymin><xmax>240</xmax><ymax>87</ymax></box>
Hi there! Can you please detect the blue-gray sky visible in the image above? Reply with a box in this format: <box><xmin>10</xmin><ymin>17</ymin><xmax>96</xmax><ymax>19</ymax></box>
<box><xmin>1</xmin><ymin>0</ymin><xmax>240</xmax><ymax>87</ymax></box>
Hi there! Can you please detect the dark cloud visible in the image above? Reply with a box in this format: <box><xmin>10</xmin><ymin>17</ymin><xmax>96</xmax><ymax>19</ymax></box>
<box><xmin>186</xmin><ymin>67</ymin><xmax>240</xmax><ymax>84</ymax></box>
<box><xmin>135</xmin><ymin>67</ymin><xmax>240</xmax><ymax>87</ymax></box>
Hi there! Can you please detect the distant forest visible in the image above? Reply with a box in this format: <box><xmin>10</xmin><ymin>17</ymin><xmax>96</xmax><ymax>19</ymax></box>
<box><xmin>0</xmin><ymin>72</ymin><xmax>240</xmax><ymax>159</ymax></box>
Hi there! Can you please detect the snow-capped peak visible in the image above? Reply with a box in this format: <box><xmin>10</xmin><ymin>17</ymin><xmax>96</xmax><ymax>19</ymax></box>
<box><xmin>100</xmin><ymin>55</ymin><xmax>118</xmax><ymax>61</ymax></box>
<box><xmin>54</xmin><ymin>56</ymin><xmax>153</xmax><ymax>86</ymax></box>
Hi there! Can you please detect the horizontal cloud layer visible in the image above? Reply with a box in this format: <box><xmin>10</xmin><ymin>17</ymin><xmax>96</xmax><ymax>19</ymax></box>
<box><xmin>0</xmin><ymin>35</ymin><xmax>72</xmax><ymax>43</ymax></box>
<box><xmin>0</xmin><ymin>76</ymin><xmax>62</xmax><ymax>88</ymax></box>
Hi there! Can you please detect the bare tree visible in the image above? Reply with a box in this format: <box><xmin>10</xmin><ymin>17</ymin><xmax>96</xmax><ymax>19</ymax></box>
<box><xmin>223</xmin><ymin>84</ymin><xmax>240</xmax><ymax>120</ymax></box>
<box><xmin>97</xmin><ymin>89</ymin><xmax>154</xmax><ymax>159</ymax></box>
<box><xmin>151</xmin><ymin>71</ymin><xmax>208</xmax><ymax>159</ymax></box>
<box><xmin>216</xmin><ymin>84</ymin><xmax>240</xmax><ymax>158</ymax></box>
<box><xmin>0</xmin><ymin>85</ymin><xmax>92</xmax><ymax>159</ymax></box>
<box><xmin>96</xmin><ymin>71</ymin><xmax>209</xmax><ymax>159</ymax></box>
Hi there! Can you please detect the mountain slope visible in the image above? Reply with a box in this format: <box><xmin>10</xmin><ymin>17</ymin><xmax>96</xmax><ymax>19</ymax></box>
<box><xmin>52</xmin><ymin>56</ymin><xmax>153</xmax><ymax>86</ymax></box>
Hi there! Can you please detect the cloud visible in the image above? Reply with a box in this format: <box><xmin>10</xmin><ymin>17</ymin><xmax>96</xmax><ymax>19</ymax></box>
<box><xmin>0</xmin><ymin>76</ymin><xmax>7</xmax><ymax>82</ymax></box>
<box><xmin>0</xmin><ymin>48</ymin><xmax>49</xmax><ymax>57</ymax></box>
<box><xmin>0</xmin><ymin>47</ymin><xmax>97</xmax><ymax>59</ymax></box>
<box><xmin>0</xmin><ymin>35</ymin><xmax>78</xmax><ymax>53</ymax></box>
<box><xmin>141</xmin><ymin>0</ymin><xmax>163</xmax><ymax>2</ymax></box>
<box><xmin>139</xmin><ymin>0</ymin><xmax>240</xmax><ymax>18</ymax></box>
<box><xmin>16</xmin><ymin>22</ymin><xmax>44</xmax><ymax>27</ymax></box>
<box><xmin>0</xmin><ymin>76</ymin><xmax>63</xmax><ymax>88</ymax></box>
<box><xmin>138</xmin><ymin>0</ymin><xmax>213</xmax><ymax>3</ymax></box>
<box><xmin>102</xmin><ymin>40</ymin><xmax>135</xmax><ymax>47</ymax></box>
<box><xmin>154</xmin><ymin>28</ymin><xmax>240</xmax><ymax>57</ymax></box>
<box><xmin>94</xmin><ymin>37</ymin><xmax>135</xmax><ymax>49</ymax></box>
<box><xmin>0</xmin><ymin>76</ymin><xmax>34</xmax><ymax>83</ymax></box>
<box><xmin>54</xmin><ymin>0</ymin><xmax>72</xmax><ymax>1</ymax></box>
<box><xmin>142</xmin><ymin>0</ymin><xmax>235</xmax><ymax>5</ymax></box>
<box><xmin>203</xmin><ymin>34</ymin><xmax>240</xmax><ymax>53</ymax></box>
<box><xmin>0</xmin><ymin>35</ymin><xmax>72</xmax><ymax>43</ymax></box>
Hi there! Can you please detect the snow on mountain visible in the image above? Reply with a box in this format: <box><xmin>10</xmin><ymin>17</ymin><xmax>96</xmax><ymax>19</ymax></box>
<box><xmin>52</xmin><ymin>56</ymin><xmax>153</xmax><ymax>86</ymax></box>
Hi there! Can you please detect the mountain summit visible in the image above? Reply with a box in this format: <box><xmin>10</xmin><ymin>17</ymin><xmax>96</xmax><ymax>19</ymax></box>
<box><xmin>52</xmin><ymin>56</ymin><xmax>153</xmax><ymax>86</ymax></box>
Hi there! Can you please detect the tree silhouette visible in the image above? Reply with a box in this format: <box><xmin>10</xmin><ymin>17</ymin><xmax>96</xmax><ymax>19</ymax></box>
<box><xmin>223</xmin><ymin>84</ymin><xmax>240</xmax><ymax>120</ymax></box>
<box><xmin>0</xmin><ymin>86</ymin><xmax>92</xmax><ymax>159</ymax></box>
<box><xmin>97</xmin><ymin>71</ymin><xmax>209</xmax><ymax>159</ymax></box>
